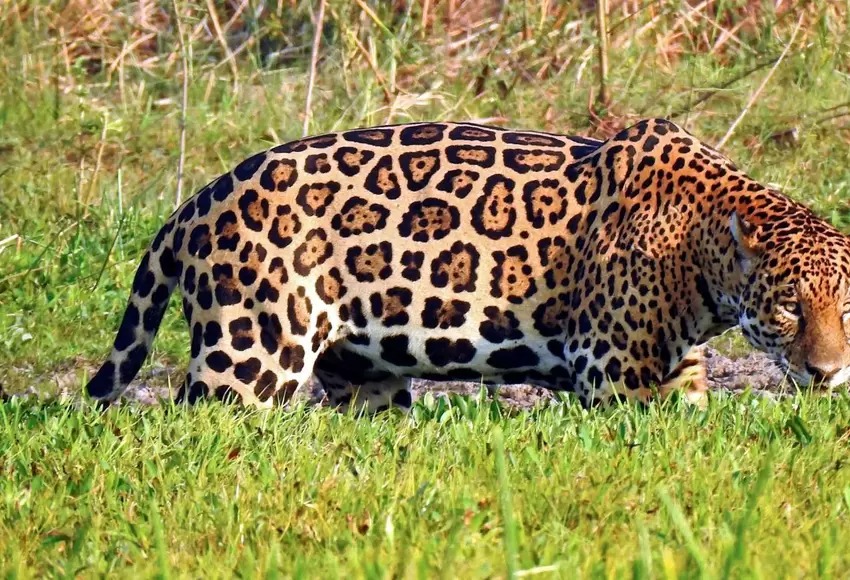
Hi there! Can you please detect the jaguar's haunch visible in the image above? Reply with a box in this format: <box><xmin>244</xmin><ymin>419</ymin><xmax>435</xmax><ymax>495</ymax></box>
<box><xmin>86</xmin><ymin>118</ymin><xmax>850</xmax><ymax>410</ymax></box>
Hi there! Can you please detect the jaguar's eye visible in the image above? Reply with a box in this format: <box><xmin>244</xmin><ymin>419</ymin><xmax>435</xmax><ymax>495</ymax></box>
<box><xmin>778</xmin><ymin>300</ymin><xmax>802</xmax><ymax>319</ymax></box>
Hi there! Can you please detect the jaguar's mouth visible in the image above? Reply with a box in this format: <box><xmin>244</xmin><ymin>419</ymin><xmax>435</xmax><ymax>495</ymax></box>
<box><xmin>774</xmin><ymin>355</ymin><xmax>850</xmax><ymax>390</ymax></box>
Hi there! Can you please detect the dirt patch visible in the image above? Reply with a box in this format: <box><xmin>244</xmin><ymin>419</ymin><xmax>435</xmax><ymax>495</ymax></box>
<box><xmin>404</xmin><ymin>346</ymin><xmax>793</xmax><ymax>408</ymax></box>
<box><xmin>3</xmin><ymin>346</ymin><xmax>795</xmax><ymax>409</ymax></box>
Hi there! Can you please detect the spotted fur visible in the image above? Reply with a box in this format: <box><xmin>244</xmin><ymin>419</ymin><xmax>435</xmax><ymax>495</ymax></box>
<box><xmin>87</xmin><ymin>118</ymin><xmax>850</xmax><ymax>411</ymax></box>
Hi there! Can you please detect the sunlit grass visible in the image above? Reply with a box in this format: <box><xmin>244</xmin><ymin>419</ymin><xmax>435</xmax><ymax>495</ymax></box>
<box><xmin>2</xmin><ymin>393</ymin><xmax>850</xmax><ymax>577</ymax></box>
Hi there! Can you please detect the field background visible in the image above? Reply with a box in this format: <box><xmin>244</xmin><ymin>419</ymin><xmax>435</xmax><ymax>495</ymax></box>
<box><xmin>2</xmin><ymin>0</ymin><xmax>850</xmax><ymax>577</ymax></box>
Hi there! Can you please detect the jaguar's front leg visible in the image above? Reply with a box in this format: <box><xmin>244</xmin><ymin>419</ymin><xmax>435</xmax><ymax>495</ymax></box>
<box><xmin>656</xmin><ymin>347</ymin><xmax>708</xmax><ymax>406</ymax></box>
<box><xmin>579</xmin><ymin>346</ymin><xmax>708</xmax><ymax>407</ymax></box>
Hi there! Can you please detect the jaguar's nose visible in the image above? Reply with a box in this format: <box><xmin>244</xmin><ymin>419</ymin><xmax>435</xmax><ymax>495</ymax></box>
<box><xmin>805</xmin><ymin>363</ymin><xmax>838</xmax><ymax>384</ymax></box>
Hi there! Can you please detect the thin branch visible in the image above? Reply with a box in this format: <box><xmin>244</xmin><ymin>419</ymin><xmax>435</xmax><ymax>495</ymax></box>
<box><xmin>669</xmin><ymin>58</ymin><xmax>776</xmax><ymax>119</ymax></box>
<box><xmin>205</xmin><ymin>0</ymin><xmax>239</xmax><ymax>90</ymax></box>
<box><xmin>716</xmin><ymin>14</ymin><xmax>804</xmax><ymax>149</ymax></box>
<box><xmin>172</xmin><ymin>0</ymin><xmax>189</xmax><ymax>208</ymax></box>
<box><xmin>595</xmin><ymin>0</ymin><xmax>610</xmax><ymax>107</ymax></box>
<box><xmin>303</xmin><ymin>0</ymin><xmax>326</xmax><ymax>137</ymax></box>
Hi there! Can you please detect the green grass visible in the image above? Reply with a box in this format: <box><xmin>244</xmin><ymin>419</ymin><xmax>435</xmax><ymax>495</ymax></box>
<box><xmin>3</xmin><ymin>393</ymin><xmax>850</xmax><ymax>577</ymax></box>
<box><xmin>2</xmin><ymin>1</ymin><xmax>850</xmax><ymax>576</ymax></box>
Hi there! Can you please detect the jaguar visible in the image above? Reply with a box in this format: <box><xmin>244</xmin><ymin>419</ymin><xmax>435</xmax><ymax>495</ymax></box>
<box><xmin>86</xmin><ymin>118</ymin><xmax>850</xmax><ymax>410</ymax></box>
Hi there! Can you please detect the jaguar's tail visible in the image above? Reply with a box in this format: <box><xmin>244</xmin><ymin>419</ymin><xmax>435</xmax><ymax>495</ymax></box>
<box><xmin>86</xmin><ymin>218</ymin><xmax>181</xmax><ymax>405</ymax></box>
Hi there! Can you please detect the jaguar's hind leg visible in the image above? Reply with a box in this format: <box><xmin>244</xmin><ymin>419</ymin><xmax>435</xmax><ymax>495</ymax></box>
<box><xmin>176</xmin><ymin>301</ymin><xmax>337</xmax><ymax>408</ymax></box>
<box><xmin>316</xmin><ymin>370</ymin><xmax>413</xmax><ymax>414</ymax></box>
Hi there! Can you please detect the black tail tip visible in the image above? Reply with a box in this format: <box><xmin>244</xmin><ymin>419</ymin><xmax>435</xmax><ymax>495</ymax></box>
<box><xmin>86</xmin><ymin>361</ymin><xmax>116</xmax><ymax>400</ymax></box>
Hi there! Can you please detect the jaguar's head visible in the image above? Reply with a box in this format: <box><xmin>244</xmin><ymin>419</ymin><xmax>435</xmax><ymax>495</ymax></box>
<box><xmin>730</xmin><ymin>206</ymin><xmax>850</xmax><ymax>389</ymax></box>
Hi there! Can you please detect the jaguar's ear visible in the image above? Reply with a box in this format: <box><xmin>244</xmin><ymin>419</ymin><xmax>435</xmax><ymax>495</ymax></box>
<box><xmin>730</xmin><ymin>211</ymin><xmax>762</xmax><ymax>265</ymax></box>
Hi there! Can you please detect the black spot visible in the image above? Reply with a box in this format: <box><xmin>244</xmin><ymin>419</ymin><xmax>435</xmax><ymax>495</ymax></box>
<box><xmin>204</xmin><ymin>321</ymin><xmax>223</xmax><ymax>347</ymax></box>
<box><xmin>333</xmin><ymin>147</ymin><xmax>375</xmax><ymax>176</ymax></box>
<box><xmin>587</xmin><ymin>367</ymin><xmax>605</xmax><ymax>389</ymax></box>
<box><xmin>206</xmin><ymin>351</ymin><xmax>233</xmax><ymax>372</ymax></box>
<box><xmin>348</xmin><ymin>297</ymin><xmax>368</xmax><ymax>328</ymax></box>
<box><xmin>183</xmin><ymin>265</ymin><xmax>197</xmax><ymax>294</ymax></box>
<box><xmin>364</xmin><ymin>155</ymin><xmax>401</xmax><ymax>199</ymax></box>
<box><xmin>397</xmin><ymin>198</ymin><xmax>459</xmax><ymax>242</ymax></box>
<box><xmin>448</xmin><ymin>125</ymin><xmax>497</xmax><ymax>142</ymax></box>
<box><xmin>380</xmin><ymin>335</ymin><xmax>418</xmax><ymax>367</ymax></box>
<box><xmin>214</xmin><ymin>385</ymin><xmax>240</xmax><ymax>404</ymax></box>
<box><xmin>238</xmin><ymin>189</ymin><xmax>269</xmax><ymax>232</ymax></box>
<box><xmin>502</xmin><ymin>131</ymin><xmax>565</xmax><ymax>147</ymax></box>
<box><xmin>86</xmin><ymin>361</ymin><xmax>116</xmax><ymax>398</ymax></box>
<box><xmin>211</xmin><ymin>174</ymin><xmax>234</xmax><ymax>201</ymax></box>
<box><xmin>479</xmin><ymin>306</ymin><xmax>523</xmax><ymax>343</ymax></box>
<box><xmin>259</xmin><ymin>312</ymin><xmax>283</xmax><ymax>354</ymax></box>
<box><xmin>159</xmin><ymin>249</ymin><xmax>179</xmax><ymax>278</ymax></box>
<box><xmin>593</xmin><ymin>340</ymin><xmax>611</xmax><ymax>358</ymax></box>
<box><xmin>279</xmin><ymin>343</ymin><xmax>306</xmax><ymax>373</ymax></box>
<box><xmin>238</xmin><ymin>267</ymin><xmax>257</xmax><ymax>286</ymax></box>
<box><xmin>177</xmin><ymin>199</ymin><xmax>196</xmax><ymax>223</ymax></box>
<box><xmin>172</xmin><ymin>228</ymin><xmax>186</xmax><ymax>253</ymax></box>
<box><xmin>229</xmin><ymin>317</ymin><xmax>254</xmax><ymax>351</ymax></box>
<box><xmin>142</xmin><ymin>302</ymin><xmax>165</xmax><ymax>333</ymax></box>
<box><xmin>342</xmin><ymin>128</ymin><xmax>394</xmax><ymax>146</ymax></box>
<box><xmin>259</xmin><ymin>159</ymin><xmax>298</xmax><ymax>192</ymax></box>
<box><xmin>234</xmin><ymin>152</ymin><xmax>267</xmax><ymax>181</ymax></box>
<box><xmin>436</xmin><ymin>169</ymin><xmax>479</xmax><ymax>198</ymax></box>
<box><xmin>114</xmin><ymin>303</ymin><xmax>140</xmax><ymax>351</ymax></box>
<box><xmin>196</xmin><ymin>188</ymin><xmax>213</xmax><ymax>218</ymax></box>
<box><xmin>401</xmin><ymin>250</ymin><xmax>424</xmax><ymax>281</ymax></box>
<box><xmin>425</xmin><ymin>338</ymin><xmax>476</xmax><ymax>366</ymax></box>
<box><xmin>399</xmin><ymin>150</ymin><xmax>441</xmax><ymax>191</ymax></box>
<box><xmin>305</xmin><ymin>153</ymin><xmax>331</xmax><ymax>174</ymax></box>
<box><xmin>198</xmin><ymin>272</ymin><xmax>213</xmax><ymax>310</ymax></box>
<box><xmin>486</xmin><ymin>345</ymin><xmax>539</xmax><ymax>369</ymax></box>
<box><xmin>135</xmin><ymin>269</ymin><xmax>154</xmax><ymax>299</ymax></box>
<box><xmin>421</xmin><ymin>297</ymin><xmax>470</xmax><ymax>329</ymax></box>
<box><xmin>604</xmin><ymin>357</ymin><xmax>622</xmax><ymax>382</ymax></box>
<box><xmin>254</xmin><ymin>370</ymin><xmax>278</xmax><ymax>401</ymax></box>
<box><xmin>256</xmin><ymin>278</ymin><xmax>280</xmax><ymax>303</ymax></box>
<box><xmin>400</xmin><ymin>123</ymin><xmax>446</xmax><ymax>145</ymax></box>
<box><xmin>119</xmin><ymin>344</ymin><xmax>148</xmax><ymax>384</ymax></box>
<box><xmin>191</xmin><ymin>322</ymin><xmax>203</xmax><ymax>358</ymax></box>
<box><xmin>446</xmin><ymin>145</ymin><xmax>496</xmax><ymax>167</ymax></box>
<box><xmin>213</xmin><ymin>265</ymin><xmax>242</xmax><ymax>306</ymax></box>
<box><xmin>503</xmin><ymin>149</ymin><xmax>565</xmax><ymax>173</ymax></box>
<box><xmin>392</xmin><ymin>389</ymin><xmax>413</xmax><ymax>408</ymax></box>
<box><xmin>547</xmin><ymin>340</ymin><xmax>566</xmax><ymax>360</ymax></box>
<box><xmin>642</xmin><ymin>135</ymin><xmax>659</xmax><ymax>152</ymax></box>
<box><xmin>234</xmin><ymin>358</ymin><xmax>262</xmax><ymax>384</ymax></box>
<box><xmin>152</xmin><ymin>283</ymin><xmax>169</xmax><ymax>305</ymax></box>
<box><xmin>188</xmin><ymin>224</ymin><xmax>212</xmax><ymax>259</ymax></box>
<box><xmin>574</xmin><ymin>355</ymin><xmax>587</xmax><ymax>373</ymax></box>
<box><xmin>187</xmin><ymin>381</ymin><xmax>209</xmax><ymax>404</ymax></box>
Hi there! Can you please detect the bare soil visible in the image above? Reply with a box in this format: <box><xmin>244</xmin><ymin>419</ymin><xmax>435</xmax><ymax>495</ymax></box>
<box><xmin>6</xmin><ymin>346</ymin><xmax>794</xmax><ymax>408</ymax></box>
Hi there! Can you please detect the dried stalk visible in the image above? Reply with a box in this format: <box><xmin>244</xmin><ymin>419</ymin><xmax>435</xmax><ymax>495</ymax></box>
<box><xmin>716</xmin><ymin>14</ymin><xmax>804</xmax><ymax>149</ymax></box>
<box><xmin>303</xmin><ymin>0</ymin><xmax>326</xmax><ymax>137</ymax></box>
<box><xmin>596</xmin><ymin>0</ymin><xmax>610</xmax><ymax>107</ymax></box>
<box><xmin>205</xmin><ymin>0</ymin><xmax>239</xmax><ymax>90</ymax></box>
<box><xmin>172</xmin><ymin>0</ymin><xmax>189</xmax><ymax>208</ymax></box>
